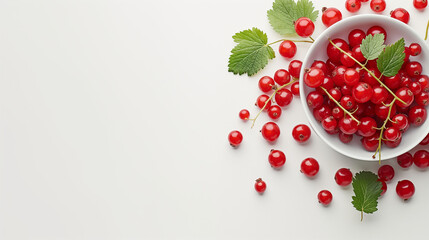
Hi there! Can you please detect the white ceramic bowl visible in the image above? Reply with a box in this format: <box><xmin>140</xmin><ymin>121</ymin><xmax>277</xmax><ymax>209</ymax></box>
<box><xmin>299</xmin><ymin>14</ymin><xmax>429</xmax><ymax>161</ymax></box>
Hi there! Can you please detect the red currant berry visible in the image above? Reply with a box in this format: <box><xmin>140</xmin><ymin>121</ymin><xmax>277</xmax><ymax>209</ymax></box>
<box><xmin>390</xmin><ymin>114</ymin><xmax>409</xmax><ymax>132</ymax></box>
<box><xmin>370</xmin><ymin>0</ymin><xmax>386</xmax><ymax>12</ymax></box>
<box><xmin>326</xmin><ymin>59</ymin><xmax>338</xmax><ymax>72</ymax></box>
<box><xmin>311</xmin><ymin>60</ymin><xmax>329</xmax><ymax>75</ymax></box>
<box><xmin>332</xmin><ymin>106</ymin><xmax>344</xmax><ymax>119</ymax></box>
<box><xmin>279</xmin><ymin>40</ymin><xmax>297</xmax><ymax>58</ymax></box>
<box><xmin>313</xmin><ymin>105</ymin><xmax>332</xmax><ymax>122</ymax></box>
<box><xmin>267</xmin><ymin>105</ymin><xmax>282</xmax><ymax>120</ymax></box>
<box><xmin>301</xmin><ymin>157</ymin><xmax>319</xmax><ymax>177</ymax></box>
<box><xmin>307</xmin><ymin>91</ymin><xmax>324</xmax><ymax>109</ymax></box>
<box><xmin>318</xmin><ymin>190</ymin><xmax>333</xmax><ymax>206</ymax></box>
<box><xmin>378</xmin><ymin>165</ymin><xmax>395</xmax><ymax>182</ymax></box>
<box><xmin>363</xmin><ymin>68</ymin><xmax>382</xmax><ymax>86</ymax></box>
<box><xmin>258</xmin><ymin>76</ymin><xmax>275</xmax><ymax>93</ymax></box>
<box><xmin>413</xmin><ymin>150</ymin><xmax>429</xmax><ymax>169</ymax></box>
<box><xmin>384</xmin><ymin>135</ymin><xmax>402</xmax><ymax>148</ymax></box>
<box><xmin>352</xmin><ymin>45</ymin><xmax>366</xmax><ymax>62</ymax></box>
<box><xmin>275</xmin><ymin>88</ymin><xmax>293</xmax><ymax>107</ymax></box>
<box><xmin>409</xmin><ymin>106</ymin><xmax>427</xmax><ymax>126</ymax></box>
<box><xmin>291</xmin><ymin>82</ymin><xmax>300</xmax><ymax>96</ymax></box>
<box><xmin>353</xmin><ymin>82</ymin><xmax>373</xmax><ymax>103</ymax></box>
<box><xmin>328</xmin><ymin>88</ymin><xmax>342</xmax><ymax>101</ymax></box>
<box><xmin>375</xmin><ymin>103</ymin><xmax>397</xmax><ymax>120</ymax></box>
<box><xmin>384</xmin><ymin>127</ymin><xmax>401</xmax><ymax>142</ymax></box>
<box><xmin>400</xmin><ymin>76</ymin><xmax>412</xmax><ymax>88</ymax></box>
<box><xmin>367</xmin><ymin>26</ymin><xmax>387</xmax><ymax>39</ymax></box>
<box><xmin>361</xmin><ymin>135</ymin><xmax>379</xmax><ymax>151</ymax></box>
<box><xmin>292</xmin><ymin>124</ymin><xmax>311</xmax><ymax>143</ymax></box>
<box><xmin>371</xmin><ymin>86</ymin><xmax>388</xmax><ymax>104</ymax></box>
<box><xmin>416</xmin><ymin>92</ymin><xmax>429</xmax><ymax>106</ymax></box>
<box><xmin>341</xmin><ymin>84</ymin><xmax>353</xmax><ymax>96</ymax></box>
<box><xmin>304</xmin><ymin>67</ymin><xmax>325</xmax><ymax>88</ymax></box>
<box><xmin>384</xmin><ymin>74</ymin><xmax>401</xmax><ymax>90</ymax></box>
<box><xmin>346</xmin><ymin>0</ymin><xmax>361</xmax><ymax>12</ymax></box>
<box><xmin>397</xmin><ymin>152</ymin><xmax>413</xmax><ymax>168</ymax></box>
<box><xmin>239</xmin><ymin>109</ymin><xmax>250</xmax><ymax>120</ymax></box>
<box><xmin>256</xmin><ymin>94</ymin><xmax>272</xmax><ymax>110</ymax></box>
<box><xmin>322</xmin><ymin>7</ymin><xmax>342</xmax><ymax>27</ymax></box>
<box><xmin>390</xmin><ymin>8</ymin><xmax>410</xmax><ymax>24</ymax></box>
<box><xmin>409</xmin><ymin>43</ymin><xmax>422</xmax><ymax>56</ymax></box>
<box><xmin>332</xmin><ymin>66</ymin><xmax>347</xmax><ymax>86</ymax></box>
<box><xmin>414</xmin><ymin>0</ymin><xmax>428</xmax><ymax>9</ymax></box>
<box><xmin>335</xmin><ymin>168</ymin><xmax>353</xmax><ymax>186</ymax></box>
<box><xmin>339</xmin><ymin>132</ymin><xmax>353</xmax><ymax>143</ymax></box>
<box><xmin>228</xmin><ymin>130</ymin><xmax>243</xmax><ymax>147</ymax></box>
<box><xmin>322</xmin><ymin>116</ymin><xmax>337</xmax><ymax>132</ymax></box>
<box><xmin>379</xmin><ymin>179</ymin><xmax>387</xmax><ymax>196</ymax></box>
<box><xmin>395</xmin><ymin>87</ymin><xmax>414</xmax><ymax>108</ymax></box>
<box><xmin>396</xmin><ymin>180</ymin><xmax>415</xmax><ymax>200</ymax></box>
<box><xmin>340</xmin><ymin>51</ymin><xmax>356</xmax><ymax>67</ymax></box>
<box><xmin>318</xmin><ymin>77</ymin><xmax>335</xmax><ymax>95</ymax></box>
<box><xmin>274</xmin><ymin>69</ymin><xmax>291</xmax><ymax>86</ymax></box>
<box><xmin>254</xmin><ymin>178</ymin><xmax>267</xmax><ymax>193</ymax></box>
<box><xmin>409</xmin><ymin>82</ymin><xmax>422</xmax><ymax>96</ymax></box>
<box><xmin>268</xmin><ymin>149</ymin><xmax>286</xmax><ymax>168</ymax></box>
<box><xmin>417</xmin><ymin>75</ymin><xmax>429</xmax><ymax>91</ymax></box>
<box><xmin>327</xmin><ymin>39</ymin><xmax>349</xmax><ymax>63</ymax></box>
<box><xmin>288</xmin><ymin>60</ymin><xmax>302</xmax><ymax>79</ymax></box>
<box><xmin>261</xmin><ymin>122</ymin><xmax>280</xmax><ymax>142</ymax></box>
<box><xmin>340</xmin><ymin>95</ymin><xmax>356</xmax><ymax>110</ymax></box>
<box><xmin>348</xmin><ymin>29</ymin><xmax>366</xmax><ymax>47</ymax></box>
<box><xmin>339</xmin><ymin>116</ymin><xmax>359</xmax><ymax>134</ymax></box>
<box><xmin>420</xmin><ymin>133</ymin><xmax>429</xmax><ymax>145</ymax></box>
<box><xmin>405</xmin><ymin>61</ymin><xmax>423</xmax><ymax>77</ymax></box>
<box><xmin>358</xmin><ymin>117</ymin><xmax>377</xmax><ymax>137</ymax></box>
<box><xmin>294</xmin><ymin>17</ymin><xmax>315</xmax><ymax>38</ymax></box>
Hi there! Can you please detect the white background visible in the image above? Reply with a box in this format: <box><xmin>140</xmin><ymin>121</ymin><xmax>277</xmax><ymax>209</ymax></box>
<box><xmin>0</xmin><ymin>0</ymin><xmax>428</xmax><ymax>239</ymax></box>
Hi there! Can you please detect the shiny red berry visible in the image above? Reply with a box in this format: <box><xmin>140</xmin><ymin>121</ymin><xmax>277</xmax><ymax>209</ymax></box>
<box><xmin>339</xmin><ymin>116</ymin><xmax>359</xmax><ymax>134</ymax></box>
<box><xmin>413</xmin><ymin>150</ymin><xmax>429</xmax><ymax>169</ymax></box>
<box><xmin>390</xmin><ymin>8</ymin><xmax>410</xmax><ymax>24</ymax></box>
<box><xmin>318</xmin><ymin>190</ymin><xmax>333</xmax><ymax>205</ymax></box>
<box><xmin>378</xmin><ymin>165</ymin><xmax>395</xmax><ymax>182</ymax></box>
<box><xmin>358</xmin><ymin>117</ymin><xmax>377</xmax><ymax>137</ymax></box>
<box><xmin>279</xmin><ymin>40</ymin><xmax>297</xmax><ymax>58</ymax></box>
<box><xmin>239</xmin><ymin>109</ymin><xmax>250</xmax><ymax>120</ymax></box>
<box><xmin>322</xmin><ymin>116</ymin><xmax>337</xmax><ymax>132</ymax></box>
<box><xmin>288</xmin><ymin>60</ymin><xmax>302</xmax><ymax>78</ymax></box>
<box><xmin>391</xmin><ymin>114</ymin><xmax>409</xmax><ymax>132</ymax></box>
<box><xmin>304</xmin><ymin>67</ymin><xmax>324</xmax><ymax>88</ymax></box>
<box><xmin>291</xmin><ymin>82</ymin><xmax>300</xmax><ymax>96</ymax></box>
<box><xmin>292</xmin><ymin>124</ymin><xmax>311</xmax><ymax>143</ymax></box>
<box><xmin>267</xmin><ymin>105</ymin><xmax>282</xmax><ymax>120</ymax></box>
<box><xmin>256</xmin><ymin>94</ymin><xmax>271</xmax><ymax>109</ymax></box>
<box><xmin>322</xmin><ymin>7</ymin><xmax>342</xmax><ymax>27</ymax></box>
<box><xmin>228</xmin><ymin>130</ymin><xmax>243</xmax><ymax>147</ymax></box>
<box><xmin>307</xmin><ymin>91</ymin><xmax>324</xmax><ymax>109</ymax></box>
<box><xmin>327</xmin><ymin>39</ymin><xmax>349</xmax><ymax>63</ymax></box>
<box><xmin>397</xmin><ymin>152</ymin><xmax>413</xmax><ymax>168</ymax></box>
<box><xmin>414</xmin><ymin>0</ymin><xmax>428</xmax><ymax>9</ymax></box>
<box><xmin>274</xmin><ymin>69</ymin><xmax>291</xmax><ymax>86</ymax></box>
<box><xmin>261</xmin><ymin>122</ymin><xmax>280</xmax><ymax>142</ymax></box>
<box><xmin>370</xmin><ymin>0</ymin><xmax>386</xmax><ymax>12</ymax></box>
<box><xmin>353</xmin><ymin>82</ymin><xmax>373</xmax><ymax>103</ymax></box>
<box><xmin>335</xmin><ymin>168</ymin><xmax>353</xmax><ymax>186</ymax></box>
<box><xmin>275</xmin><ymin>89</ymin><xmax>293</xmax><ymax>106</ymax></box>
<box><xmin>396</xmin><ymin>180</ymin><xmax>415</xmax><ymax>200</ymax></box>
<box><xmin>301</xmin><ymin>157</ymin><xmax>319</xmax><ymax>177</ymax></box>
<box><xmin>258</xmin><ymin>76</ymin><xmax>275</xmax><ymax>93</ymax></box>
<box><xmin>268</xmin><ymin>149</ymin><xmax>286</xmax><ymax>168</ymax></box>
<box><xmin>384</xmin><ymin>127</ymin><xmax>401</xmax><ymax>142</ymax></box>
<box><xmin>408</xmin><ymin>106</ymin><xmax>427</xmax><ymax>126</ymax></box>
<box><xmin>409</xmin><ymin>43</ymin><xmax>422</xmax><ymax>56</ymax></box>
<box><xmin>367</xmin><ymin>26</ymin><xmax>387</xmax><ymax>39</ymax></box>
<box><xmin>405</xmin><ymin>61</ymin><xmax>423</xmax><ymax>77</ymax></box>
<box><xmin>294</xmin><ymin>17</ymin><xmax>315</xmax><ymax>38</ymax></box>
<box><xmin>346</xmin><ymin>0</ymin><xmax>361</xmax><ymax>12</ymax></box>
<box><xmin>349</xmin><ymin>29</ymin><xmax>366</xmax><ymax>47</ymax></box>
<box><xmin>395</xmin><ymin>87</ymin><xmax>414</xmax><ymax>108</ymax></box>
<box><xmin>254</xmin><ymin>178</ymin><xmax>267</xmax><ymax>193</ymax></box>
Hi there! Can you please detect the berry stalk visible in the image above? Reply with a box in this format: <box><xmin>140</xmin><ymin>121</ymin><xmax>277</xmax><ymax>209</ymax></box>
<box><xmin>328</xmin><ymin>39</ymin><xmax>407</xmax><ymax>105</ymax></box>
<box><xmin>320</xmin><ymin>86</ymin><xmax>361</xmax><ymax>124</ymax></box>
<box><xmin>373</xmin><ymin>99</ymin><xmax>397</xmax><ymax>163</ymax></box>
<box><xmin>250</xmin><ymin>79</ymin><xmax>297</xmax><ymax>128</ymax></box>
<box><xmin>268</xmin><ymin>38</ymin><xmax>314</xmax><ymax>45</ymax></box>
<box><xmin>425</xmin><ymin>20</ymin><xmax>429</xmax><ymax>41</ymax></box>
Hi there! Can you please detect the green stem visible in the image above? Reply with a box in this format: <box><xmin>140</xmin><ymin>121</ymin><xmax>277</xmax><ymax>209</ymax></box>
<box><xmin>320</xmin><ymin>87</ymin><xmax>361</xmax><ymax>124</ymax></box>
<box><xmin>309</xmin><ymin>36</ymin><xmax>315</xmax><ymax>42</ymax></box>
<box><xmin>268</xmin><ymin>38</ymin><xmax>314</xmax><ymax>45</ymax></box>
<box><xmin>372</xmin><ymin>99</ymin><xmax>397</xmax><ymax>164</ymax></box>
<box><xmin>425</xmin><ymin>20</ymin><xmax>429</xmax><ymax>41</ymax></box>
<box><xmin>249</xmin><ymin>79</ymin><xmax>297</xmax><ymax>128</ymax></box>
<box><xmin>328</xmin><ymin>39</ymin><xmax>407</xmax><ymax>106</ymax></box>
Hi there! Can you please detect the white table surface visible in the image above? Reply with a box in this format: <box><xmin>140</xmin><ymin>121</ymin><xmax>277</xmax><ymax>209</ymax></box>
<box><xmin>0</xmin><ymin>0</ymin><xmax>428</xmax><ymax>239</ymax></box>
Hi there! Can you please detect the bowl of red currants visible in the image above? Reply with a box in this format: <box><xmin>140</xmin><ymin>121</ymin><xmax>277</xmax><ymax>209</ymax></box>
<box><xmin>300</xmin><ymin>14</ymin><xmax>429</xmax><ymax>161</ymax></box>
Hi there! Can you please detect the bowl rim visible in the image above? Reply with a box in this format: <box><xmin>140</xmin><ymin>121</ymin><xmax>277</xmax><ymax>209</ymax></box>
<box><xmin>299</xmin><ymin>14</ymin><xmax>429</xmax><ymax>161</ymax></box>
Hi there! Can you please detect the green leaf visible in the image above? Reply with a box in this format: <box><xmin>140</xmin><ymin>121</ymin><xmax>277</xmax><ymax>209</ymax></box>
<box><xmin>267</xmin><ymin>0</ymin><xmax>318</xmax><ymax>36</ymax></box>
<box><xmin>377</xmin><ymin>38</ymin><xmax>406</xmax><ymax>77</ymax></box>
<box><xmin>360</xmin><ymin>34</ymin><xmax>386</xmax><ymax>60</ymax></box>
<box><xmin>228</xmin><ymin>28</ymin><xmax>275</xmax><ymax>76</ymax></box>
<box><xmin>351</xmin><ymin>171</ymin><xmax>383</xmax><ymax>221</ymax></box>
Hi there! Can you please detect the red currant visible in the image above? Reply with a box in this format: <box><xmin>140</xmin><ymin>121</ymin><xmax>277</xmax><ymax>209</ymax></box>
<box><xmin>328</xmin><ymin>88</ymin><xmax>342</xmax><ymax>101</ymax></box>
<box><xmin>405</xmin><ymin>61</ymin><xmax>423</xmax><ymax>77</ymax></box>
<box><xmin>370</xmin><ymin>86</ymin><xmax>388</xmax><ymax>104</ymax></box>
<box><xmin>396</xmin><ymin>180</ymin><xmax>415</xmax><ymax>200</ymax></box>
<box><xmin>417</xmin><ymin>91</ymin><xmax>429</xmax><ymax>106</ymax></box>
<box><xmin>322</xmin><ymin>116</ymin><xmax>337</xmax><ymax>132</ymax></box>
<box><xmin>409</xmin><ymin>105</ymin><xmax>427</xmax><ymax>126</ymax></box>
<box><xmin>367</xmin><ymin>26</ymin><xmax>387</xmax><ymax>39</ymax></box>
<box><xmin>311</xmin><ymin>60</ymin><xmax>329</xmax><ymax>75</ymax></box>
<box><xmin>409</xmin><ymin>82</ymin><xmax>422</xmax><ymax>96</ymax></box>
<box><xmin>254</xmin><ymin>178</ymin><xmax>267</xmax><ymax>193</ymax></box>
<box><xmin>397</xmin><ymin>152</ymin><xmax>413</xmax><ymax>168</ymax></box>
<box><xmin>268</xmin><ymin>149</ymin><xmax>286</xmax><ymax>168</ymax></box>
<box><xmin>292</xmin><ymin>124</ymin><xmax>311</xmax><ymax>143</ymax></box>
<box><xmin>340</xmin><ymin>51</ymin><xmax>356</xmax><ymax>67</ymax></box>
<box><xmin>335</xmin><ymin>168</ymin><xmax>353</xmax><ymax>186</ymax></box>
<box><xmin>267</xmin><ymin>105</ymin><xmax>282</xmax><ymax>120</ymax></box>
<box><xmin>395</xmin><ymin>87</ymin><xmax>414</xmax><ymax>108</ymax></box>
<box><xmin>390</xmin><ymin>114</ymin><xmax>409</xmax><ymax>132</ymax></box>
<box><xmin>353</xmin><ymin>82</ymin><xmax>373</xmax><ymax>103</ymax></box>
<box><xmin>352</xmin><ymin>45</ymin><xmax>366</xmax><ymax>62</ymax></box>
<box><xmin>295</xmin><ymin>17</ymin><xmax>315</xmax><ymax>38</ymax></box>
<box><xmin>384</xmin><ymin>135</ymin><xmax>402</xmax><ymax>148</ymax></box>
<box><xmin>258</xmin><ymin>76</ymin><xmax>275</xmax><ymax>93</ymax></box>
<box><xmin>340</xmin><ymin>95</ymin><xmax>356</xmax><ymax>110</ymax></box>
<box><xmin>361</xmin><ymin>135</ymin><xmax>379</xmax><ymax>151</ymax></box>
<box><xmin>414</xmin><ymin>0</ymin><xmax>428</xmax><ymax>9</ymax></box>
<box><xmin>339</xmin><ymin>132</ymin><xmax>353</xmax><ymax>143</ymax></box>
<box><xmin>275</xmin><ymin>88</ymin><xmax>293</xmax><ymax>107</ymax></box>
<box><xmin>327</xmin><ymin>39</ymin><xmax>349</xmax><ymax>63</ymax></box>
<box><xmin>339</xmin><ymin>116</ymin><xmax>359</xmax><ymax>134</ymax></box>
<box><xmin>301</xmin><ymin>157</ymin><xmax>319</xmax><ymax>177</ymax></box>
<box><xmin>362</xmin><ymin>68</ymin><xmax>382</xmax><ymax>86</ymax></box>
<box><xmin>307</xmin><ymin>91</ymin><xmax>324</xmax><ymax>109</ymax></box>
<box><xmin>384</xmin><ymin>127</ymin><xmax>401</xmax><ymax>141</ymax></box>
<box><xmin>332</xmin><ymin>106</ymin><xmax>344</xmax><ymax>119</ymax></box>
<box><xmin>413</xmin><ymin>150</ymin><xmax>429</xmax><ymax>169</ymax></box>
<box><xmin>318</xmin><ymin>190</ymin><xmax>333</xmax><ymax>206</ymax></box>
<box><xmin>346</xmin><ymin>0</ymin><xmax>361</xmax><ymax>13</ymax></box>
<box><xmin>384</xmin><ymin>74</ymin><xmax>401</xmax><ymax>90</ymax></box>
<box><xmin>313</xmin><ymin>105</ymin><xmax>332</xmax><ymax>122</ymax></box>
<box><xmin>375</xmin><ymin>103</ymin><xmax>397</xmax><ymax>120</ymax></box>
<box><xmin>279</xmin><ymin>40</ymin><xmax>297</xmax><ymax>58</ymax></box>
<box><xmin>379</xmin><ymin>179</ymin><xmax>387</xmax><ymax>196</ymax></box>
<box><xmin>409</xmin><ymin>43</ymin><xmax>422</xmax><ymax>56</ymax></box>
<box><xmin>420</xmin><ymin>133</ymin><xmax>429</xmax><ymax>145</ymax></box>
<box><xmin>256</xmin><ymin>94</ymin><xmax>271</xmax><ymax>110</ymax></box>
<box><xmin>239</xmin><ymin>109</ymin><xmax>250</xmax><ymax>120</ymax></box>
<box><xmin>291</xmin><ymin>82</ymin><xmax>300</xmax><ymax>96</ymax></box>
<box><xmin>274</xmin><ymin>69</ymin><xmax>291</xmax><ymax>85</ymax></box>
<box><xmin>348</xmin><ymin>29</ymin><xmax>366</xmax><ymax>47</ymax></box>
<box><xmin>358</xmin><ymin>117</ymin><xmax>377</xmax><ymax>137</ymax></box>
<box><xmin>390</xmin><ymin>8</ymin><xmax>410</xmax><ymax>24</ymax></box>
<box><xmin>332</xmin><ymin>66</ymin><xmax>347</xmax><ymax>86</ymax></box>
<box><xmin>304</xmin><ymin>67</ymin><xmax>325</xmax><ymax>88</ymax></box>
<box><xmin>417</xmin><ymin>75</ymin><xmax>429</xmax><ymax>91</ymax></box>
<box><xmin>378</xmin><ymin>165</ymin><xmax>395</xmax><ymax>182</ymax></box>
<box><xmin>288</xmin><ymin>60</ymin><xmax>302</xmax><ymax>79</ymax></box>
<box><xmin>370</xmin><ymin>0</ymin><xmax>386</xmax><ymax>12</ymax></box>
<box><xmin>322</xmin><ymin>7</ymin><xmax>342</xmax><ymax>27</ymax></box>
<box><xmin>228</xmin><ymin>130</ymin><xmax>243</xmax><ymax>147</ymax></box>
<box><xmin>261</xmin><ymin>122</ymin><xmax>280</xmax><ymax>142</ymax></box>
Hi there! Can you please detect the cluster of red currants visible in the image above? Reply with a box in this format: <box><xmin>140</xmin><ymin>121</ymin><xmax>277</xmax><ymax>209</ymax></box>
<box><xmin>304</xmin><ymin>26</ymin><xmax>427</xmax><ymax>154</ymax></box>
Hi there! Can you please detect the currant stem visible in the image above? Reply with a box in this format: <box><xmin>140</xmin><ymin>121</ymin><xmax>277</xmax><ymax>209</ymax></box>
<box><xmin>372</xmin><ymin>99</ymin><xmax>397</xmax><ymax>164</ymax></box>
<box><xmin>328</xmin><ymin>39</ymin><xmax>407</xmax><ymax>105</ymax></box>
<box><xmin>320</xmin><ymin>87</ymin><xmax>361</xmax><ymax>124</ymax></box>
<box><xmin>268</xmin><ymin>39</ymin><xmax>314</xmax><ymax>45</ymax></box>
<box><xmin>361</xmin><ymin>209</ymin><xmax>363</xmax><ymax>222</ymax></box>
<box><xmin>425</xmin><ymin>20</ymin><xmax>429</xmax><ymax>41</ymax></box>
<box><xmin>309</xmin><ymin>36</ymin><xmax>315</xmax><ymax>42</ymax></box>
<box><xmin>249</xmin><ymin>79</ymin><xmax>297</xmax><ymax>128</ymax></box>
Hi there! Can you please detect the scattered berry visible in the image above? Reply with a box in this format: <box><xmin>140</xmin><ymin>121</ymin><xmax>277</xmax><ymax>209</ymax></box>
<box><xmin>378</xmin><ymin>165</ymin><xmax>395</xmax><ymax>182</ymax></box>
<box><xmin>275</xmin><ymin>89</ymin><xmax>293</xmax><ymax>106</ymax></box>
<box><xmin>413</xmin><ymin>150</ymin><xmax>429</xmax><ymax>169</ymax></box>
<box><xmin>274</xmin><ymin>69</ymin><xmax>291</xmax><ymax>86</ymax></box>
<box><xmin>370</xmin><ymin>0</ymin><xmax>386</xmax><ymax>12</ymax></box>
<box><xmin>318</xmin><ymin>190</ymin><xmax>333</xmax><ymax>206</ymax></box>
<box><xmin>268</xmin><ymin>149</ymin><xmax>286</xmax><ymax>168</ymax></box>
<box><xmin>301</xmin><ymin>157</ymin><xmax>319</xmax><ymax>177</ymax></box>
<box><xmin>396</xmin><ymin>180</ymin><xmax>415</xmax><ymax>200</ymax></box>
<box><xmin>228</xmin><ymin>130</ymin><xmax>243</xmax><ymax>147</ymax></box>
<box><xmin>414</xmin><ymin>0</ymin><xmax>428</xmax><ymax>9</ymax></box>
<box><xmin>261</xmin><ymin>122</ymin><xmax>281</xmax><ymax>142</ymax></box>
<box><xmin>294</xmin><ymin>17</ymin><xmax>315</xmax><ymax>38</ymax></box>
<box><xmin>292</xmin><ymin>124</ymin><xmax>312</xmax><ymax>143</ymax></box>
<box><xmin>267</xmin><ymin>105</ymin><xmax>282</xmax><ymax>120</ymax></box>
<box><xmin>239</xmin><ymin>109</ymin><xmax>250</xmax><ymax>120</ymax></box>
<box><xmin>258</xmin><ymin>76</ymin><xmax>275</xmax><ymax>93</ymax></box>
<box><xmin>254</xmin><ymin>178</ymin><xmax>267</xmax><ymax>193</ymax></box>
<box><xmin>390</xmin><ymin>8</ymin><xmax>410</xmax><ymax>24</ymax></box>
<box><xmin>288</xmin><ymin>60</ymin><xmax>303</xmax><ymax>79</ymax></box>
<box><xmin>279</xmin><ymin>40</ymin><xmax>297</xmax><ymax>58</ymax></box>
<box><xmin>321</xmin><ymin>7</ymin><xmax>342</xmax><ymax>27</ymax></box>
<box><xmin>256</xmin><ymin>94</ymin><xmax>271</xmax><ymax>110</ymax></box>
<box><xmin>291</xmin><ymin>82</ymin><xmax>300</xmax><ymax>96</ymax></box>
<box><xmin>345</xmin><ymin>0</ymin><xmax>361</xmax><ymax>13</ymax></box>
<box><xmin>409</xmin><ymin>43</ymin><xmax>422</xmax><ymax>56</ymax></box>
<box><xmin>335</xmin><ymin>168</ymin><xmax>353</xmax><ymax>186</ymax></box>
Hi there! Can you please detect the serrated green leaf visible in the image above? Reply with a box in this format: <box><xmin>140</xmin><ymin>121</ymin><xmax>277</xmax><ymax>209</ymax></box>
<box><xmin>351</xmin><ymin>171</ymin><xmax>382</xmax><ymax>220</ymax></box>
<box><xmin>267</xmin><ymin>0</ymin><xmax>318</xmax><ymax>36</ymax></box>
<box><xmin>377</xmin><ymin>38</ymin><xmax>406</xmax><ymax>77</ymax></box>
<box><xmin>360</xmin><ymin>34</ymin><xmax>385</xmax><ymax>60</ymax></box>
<box><xmin>228</xmin><ymin>28</ymin><xmax>275</xmax><ymax>76</ymax></box>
